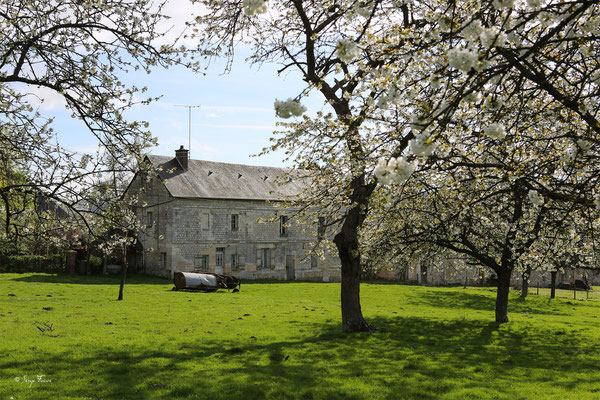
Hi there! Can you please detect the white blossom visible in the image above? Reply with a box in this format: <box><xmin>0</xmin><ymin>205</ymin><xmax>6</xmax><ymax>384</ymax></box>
<box><xmin>429</xmin><ymin>74</ymin><xmax>442</xmax><ymax>89</ymax></box>
<box><xmin>484</xmin><ymin>95</ymin><xmax>504</xmax><ymax>110</ymax></box>
<box><xmin>577</xmin><ymin>139</ymin><xmax>591</xmax><ymax>156</ymax></box>
<box><xmin>462</xmin><ymin>20</ymin><xmax>484</xmax><ymax>42</ymax></box>
<box><xmin>410</xmin><ymin>114</ymin><xmax>426</xmax><ymax>132</ymax></box>
<box><xmin>375</xmin><ymin>157</ymin><xmax>416</xmax><ymax>185</ymax></box>
<box><xmin>243</xmin><ymin>0</ymin><xmax>267</xmax><ymax>15</ymax></box>
<box><xmin>388</xmin><ymin>157</ymin><xmax>416</xmax><ymax>184</ymax></box>
<box><xmin>447</xmin><ymin>48</ymin><xmax>478</xmax><ymax>73</ymax></box>
<box><xmin>561</xmin><ymin>143</ymin><xmax>578</xmax><ymax>162</ymax></box>
<box><xmin>480</xmin><ymin>27</ymin><xmax>507</xmax><ymax>48</ymax></box>
<box><xmin>526</xmin><ymin>0</ymin><xmax>543</xmax><ymax>9</ymax></box>
<box><xmin>528</xmin><ymin>190</ymin><xmax>544</xmax><ymax>206</ymax></box>
<box><xmin>377</xmin><ymin>86</ymin><xmax>402</xmax><ymax>109</ymax></box>
<box><xmin>492</xmin><ymin>0</ymin><xmax>515</xmax><ymax>10</ymax></box>
<box><xmin>539</xmin><ymin>12</ymin><xmax>557</xmax><ymax>28</ymax></box>
<box><xmin>464</xmin><ymin>91</ymin><xmax>482</xmax><ymax>103</ymax></box>
<box><xmin>483</xmin><ymin>123</ymin><xmax>506</xmax><ymax>140</ymax></box>
<box><xmin>353</xmin><ymin>4</ymin><xmax>371</xmax><ymax>18</ymax></box>
<box><xmin>580</xmin><ymin>16</ymin><xmax>600</xmax><ymax>34</ymax></box>
<box><xmin>274</xmin><ymin>98</ymin><xmax>306</xmax><ymax>118</ymax></box>
<box><xmin>410</xmin><ymin>132</ymin><xmax>436</xmax><ymax>157</ymax></box>
<box><xmin>374</xmin><ymin>158</ymin><xmax>391</xmax><ymax>183</ymax></box>
<box><xmin>507</xmin><ymin>31</ymin><xmax>522</xmax><ymax>46</ymax></box>
<box><xmin>337</xmin><ymin>39</ymin><xmax>360</xmax><ymax>62</ymax></box>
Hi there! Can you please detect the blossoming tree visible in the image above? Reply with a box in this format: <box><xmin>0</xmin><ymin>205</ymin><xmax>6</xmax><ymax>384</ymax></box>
<box><xmin>193</xmin><ymin>0</ymin><xmax>599</xmax><ymax>327</ymax></box>
<box><xmin>0</xmin><ymin>0</ymin><xmax>196</xmax><ymax>255</ymax></box>
<box><xmin>367</xmin><ymin>105</ymin><xmax>597</xmax><ymax>322</ymax></box>
<box><xmin>193</xmin><ymin>0</ymin><xmax>432</xmax><ymax>331</ymax></box>
<box><xmin>368</xmin><ymin>0</ymin><xmax>600</xmax><ymax>322</ymax></box>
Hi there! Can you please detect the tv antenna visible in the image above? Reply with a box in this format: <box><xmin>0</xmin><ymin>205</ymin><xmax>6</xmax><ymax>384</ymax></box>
<box><xmin>175</xmin><ymin>104</ymin><xmax>201</xmax><ymax>158</ymax></box>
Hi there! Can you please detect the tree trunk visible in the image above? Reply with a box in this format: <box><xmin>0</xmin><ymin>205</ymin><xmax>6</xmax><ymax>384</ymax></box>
<box><xmin>117</xmin><ymin>245</ymin><xmax>128</xmax><ymax>301</ymax></box>
<box><xmin>85</xmin><ymin>248</ymin><xmax>91</xmax><ymax>276</ymax></box>
<box><xmin>521</xmin><ymin>266</ymin><xmax>532</xmax><ymax>298</ymax></box>
<box><xmin>550</xmin><ymin>270</ymin><xmax>557</xmax><ymax>299</ymax></box>
<box><xmin>333</xmin><ymin>206</ymin><xmax>374</xmax><ymax>333</ymax></box>
<box><xmin>495</xmin><ymin>268</ymin><xmax>511</xmax><ymax>323</ymax></box>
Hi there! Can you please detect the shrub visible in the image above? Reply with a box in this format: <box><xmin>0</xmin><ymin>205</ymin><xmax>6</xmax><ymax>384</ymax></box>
<box><xmin>89</xmin><ymin>255</ymin><xmax>103</xmax><ymax>275</ymax></box>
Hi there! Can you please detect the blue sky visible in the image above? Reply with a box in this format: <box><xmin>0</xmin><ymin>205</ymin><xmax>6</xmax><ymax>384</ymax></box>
<box><xmin>34</xmin><ymin>50</ymin><xmax>315</xmax><ymax>168</ymax></box>
<box><xmin>24</xmin><ymin>0</ymin><xmax>325</xmax><ymax>168</ymax></box>
<box><xmin>121</xmin><ymin>53</ymin><xmax>314</xmax><ymax>167</ymax></box>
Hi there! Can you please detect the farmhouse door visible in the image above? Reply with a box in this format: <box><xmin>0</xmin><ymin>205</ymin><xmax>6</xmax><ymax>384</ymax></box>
<box><xmin>286</xmin><ymin>255</ymin><xmax>295</xmax><ymax>281</ymax></box>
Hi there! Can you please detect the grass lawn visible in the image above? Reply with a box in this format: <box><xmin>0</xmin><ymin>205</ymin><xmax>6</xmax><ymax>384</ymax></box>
<box><xmin>1</xmin><ymin>273</ymin><xmax>599</xmax><ymax>400</ymax></box>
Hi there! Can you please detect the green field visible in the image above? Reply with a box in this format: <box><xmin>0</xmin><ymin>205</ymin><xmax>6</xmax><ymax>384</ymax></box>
<box><xmin>1</xmin><ymin>273</ymin><xmax>599</xmax><ymax>400</ymax></box>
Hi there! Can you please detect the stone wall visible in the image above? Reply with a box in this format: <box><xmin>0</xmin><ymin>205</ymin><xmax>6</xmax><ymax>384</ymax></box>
<box><xmin>168</xmin><ymin>198</ymin><xmax>340</xmax><ymax>281</ymax></box>
<box><xmin>125</xmin><ymin>166</ymin><xmax>173</xmax><ymax>278</ymax></box>
<box><xmin>402</xmin><ymin>255</ymin><xmax>600</xmax><ymax>287</ymax></box>
<box><xmin>126</xmin><ymin>172</ymin><xmax>341</xmax><ymax>281</ymax></box>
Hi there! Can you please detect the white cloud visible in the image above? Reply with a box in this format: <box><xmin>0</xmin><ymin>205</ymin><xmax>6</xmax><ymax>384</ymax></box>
<box><xmin>154</xmin><ymin>0</ymin><xmax>207</xmax><ymax>46</ymax></box>
<box><xmin>69</xmin><ymin>144</ymin><xmax>103</xmax><ymax>154</ymax></box>
<box><xmin>197</xmin><ymin>123</ymin><xmax>276</xmax><ymax>131</ymax></box>
<box><xmin>155</xmin><ymin>102</ymin><xmax>272</xmax><ymax>114</ymax></box>
<box><xmin>204</xmin><ymin>113</ymin><xmax>224</xmax><ymax>119</ymax></box>
<box><xmin>158</xmin><ymin>136</ymin><xmax>217</xmax><ymax>159</ymax></box>
<box><xmin>202</xmin><ymin>105</ymin><xmax>272</xmax><ymax>113</ymax></box>
<box><xmin>23</xmin><ymin>86</ymin><xmax>67</xmax><ymax>111</ymax></box>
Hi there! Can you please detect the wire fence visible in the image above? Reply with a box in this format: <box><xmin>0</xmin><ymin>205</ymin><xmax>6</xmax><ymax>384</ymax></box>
<box><xmin>525</xmin><ymin>286</ymin><xmax>600</xmax><ymax>301</ymax></box>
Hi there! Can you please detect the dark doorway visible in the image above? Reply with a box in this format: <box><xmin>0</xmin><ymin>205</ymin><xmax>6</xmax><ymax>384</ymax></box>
<box><xmin>286</xmin><ymin>255</ymin><xmax>295</xmax><ymax>280</ymax></box>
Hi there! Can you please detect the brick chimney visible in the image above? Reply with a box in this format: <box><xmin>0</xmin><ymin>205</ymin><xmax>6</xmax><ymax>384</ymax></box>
<box><xmin>175</xmin><ymin>145</ymin><xmax>189</xmax><ymax>170</ymax></box>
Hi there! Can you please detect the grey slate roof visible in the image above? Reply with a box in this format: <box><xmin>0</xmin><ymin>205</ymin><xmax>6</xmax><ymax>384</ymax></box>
<box><xmin>146</xmin><ymin>155</ymin><xmax>305</xmax><ymax>201</ymax></box>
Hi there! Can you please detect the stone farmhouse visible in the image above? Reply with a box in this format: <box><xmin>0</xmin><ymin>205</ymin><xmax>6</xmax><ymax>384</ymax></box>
<box><xmin>124</xmin><ymin>146</ymin><xmax>341</xmax><ymax>281</ymax></box>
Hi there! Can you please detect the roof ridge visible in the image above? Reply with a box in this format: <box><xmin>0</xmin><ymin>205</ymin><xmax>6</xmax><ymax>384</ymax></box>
<box><xmin>146</xmin><ymin>154</ymin><xmax>291</xmax><ymax>171</ymax></box>
<box><xmin>143</xmin><ymin>154</ymin><xmax>305</xmax><ymax>201</ymax></box>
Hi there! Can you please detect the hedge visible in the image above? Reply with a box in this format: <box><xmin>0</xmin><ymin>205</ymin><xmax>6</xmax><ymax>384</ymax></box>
<box><xmin>0</xmin><ymin>254</ymin><xmax>66</xmax><ymax>273</ymax></box>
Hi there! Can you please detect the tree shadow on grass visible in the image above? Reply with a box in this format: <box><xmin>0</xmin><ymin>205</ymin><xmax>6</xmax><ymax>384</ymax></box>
<box><xmin>240</xmin><ymin>279</ymin><xmax>336</xmax><ymax>285</ymax></box>
<box><xmin>2</xmin><ymin>315</ymin><xmax>597</xmax><ymax>400</ymax></box>
<box><xmin>404</xmin><ymin>288</ymin><xmax>572</xmax><ymax>316</ymax></box>
<box><xmin>8</xmin><ymin>273</ymin><xmax>170</xmax><ymax>285</ymax></box>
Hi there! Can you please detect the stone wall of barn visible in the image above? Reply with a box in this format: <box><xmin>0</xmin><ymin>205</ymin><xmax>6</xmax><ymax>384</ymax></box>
<box><xmin>127</xmin><ymin>172</ymin><xmax>340</xmax><ymax>281</ymax></box>
<box><xmin>167</xmin><ymin>198</ymin><xmax>340</xmax><ymax>282</ymax></box>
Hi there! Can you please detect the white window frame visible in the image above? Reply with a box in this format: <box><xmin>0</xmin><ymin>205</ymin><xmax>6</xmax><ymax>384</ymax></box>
<box><xmin>215</xmin><ymin>247</ymin><xmax>224</xmax><ymax>267</ymax></box>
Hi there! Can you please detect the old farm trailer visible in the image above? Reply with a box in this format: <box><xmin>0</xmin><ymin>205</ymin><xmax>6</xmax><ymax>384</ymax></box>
<box><xmin>173</xmin><ymin>272</ymin><xmax>240</xmax><ymax>292</ymax></box>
